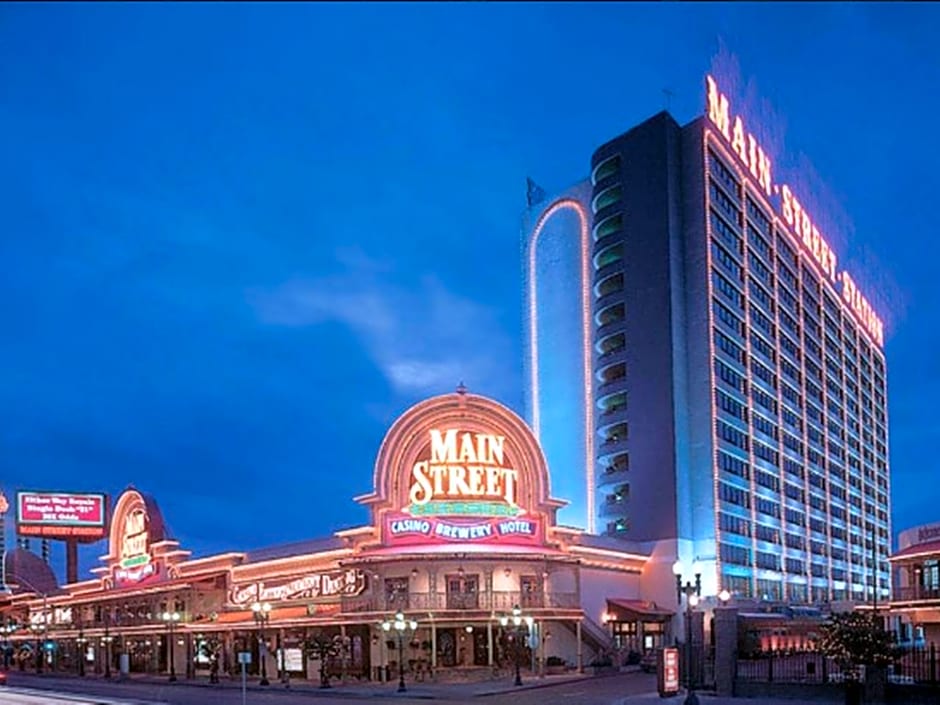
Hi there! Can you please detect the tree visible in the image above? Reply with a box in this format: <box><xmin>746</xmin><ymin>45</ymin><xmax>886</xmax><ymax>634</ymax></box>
<box><xmin>816</xmin><ymin>611</ymin><xmax>899</xmax><ymax>678</ymax></box>
<box><xmin>303</xmin><ymin>631</ymin><xmax>344</xmax><ymax>689</ymax></box>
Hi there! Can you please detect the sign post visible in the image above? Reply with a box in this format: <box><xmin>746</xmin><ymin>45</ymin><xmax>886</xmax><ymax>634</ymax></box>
<box><xmin>658</xmin><ymin>647</ymin><xmax>680</xmax><ymax>697</ymax></box>
<box><xmin>238</xmin><ymin>651</ymin><xmax>251</xmax><ymax>705</ymax></box>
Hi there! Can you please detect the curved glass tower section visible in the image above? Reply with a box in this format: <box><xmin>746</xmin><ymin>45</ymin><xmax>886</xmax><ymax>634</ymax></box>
<box><xmin>522</xmin><ymin>182</ymin><xmax>594</xmax><ymax>531</ymax></box>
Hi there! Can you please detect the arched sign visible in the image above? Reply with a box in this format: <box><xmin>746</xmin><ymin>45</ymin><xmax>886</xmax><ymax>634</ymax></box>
<box><xmin>102</xmin><ymin>488</ymin><xmax>166</xmax><ymax>587</ymax></box>
<box><xmin>357</xmin><ymin>389</ymin><xmax>565</xmax><ymax>548</ymax></box>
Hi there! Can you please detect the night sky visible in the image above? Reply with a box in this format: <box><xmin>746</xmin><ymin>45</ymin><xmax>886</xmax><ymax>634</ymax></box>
<box><xmin>1</xmin><ymin>3</ymin><xmax>936</xmax><ymax>581</ymax></box>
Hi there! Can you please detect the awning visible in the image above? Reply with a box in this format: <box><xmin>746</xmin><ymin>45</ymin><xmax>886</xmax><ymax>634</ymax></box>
<box><xmin>190</xmin><ymin>604</ymin><xmax>337</xmax><ymax>627</ymax></box>
<box><xmin>606</xmin><ymin>598</ymin><xmax>674</xmax><ymax>621</ymax></box>
<box><xmin>891</xmin><ymin>540</ymin><xmax>940</xmax><ymax>561</ymax></box>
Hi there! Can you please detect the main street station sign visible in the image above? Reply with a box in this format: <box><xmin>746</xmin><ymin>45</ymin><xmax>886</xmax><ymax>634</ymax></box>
<box><xmin>357</xmin><ymin>388</ymin><xmax>565</xmax><ymax>549</ymax></box>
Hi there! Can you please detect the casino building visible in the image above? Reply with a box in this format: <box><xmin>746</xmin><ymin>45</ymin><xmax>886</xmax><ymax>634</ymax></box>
<box><xmin>889</xmin><ymin>522</ymin><xmax>940</xmax><ymax>645</ymax></box>
<box><xmin>523</xmin><ymin>74</ymin><xmax>891</xmax><ymax>604</ymax></box>
<box><xmin>0</xmin><ymin>390</ymin><xmax>678</xmax><ymax>681</ymax></box>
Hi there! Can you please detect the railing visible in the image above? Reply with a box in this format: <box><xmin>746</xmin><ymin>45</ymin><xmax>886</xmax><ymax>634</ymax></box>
<box><xmin>736</xmin><ymin>645</ymin><xmax>940</xmax><ymax>686</ymax></box>
<box><xmin>892</xmin><ymin>586</ymin><xmax>940</xmax><ymax>602</ymax></box>
<box><xmin>891</xmin><ymin>643</ymin><xmax>939</xmax><ymax>685</ymax></box>
<box><xmin>737</xmin><ymin>651</ymin><xmax>843</xmax><ymax>684</ymax></box>
<box><xmin>340</xmin><ymin>591</ymin><xmax>579</xmax><ymax>614</ymax></box>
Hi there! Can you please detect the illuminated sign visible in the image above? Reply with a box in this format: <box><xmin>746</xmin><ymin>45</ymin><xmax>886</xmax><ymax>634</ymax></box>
<box><xmin>228</xmin><ymin>569</ymin><xmax>367</xmax><ymax>606</ymax></box>
<box><xmin>916</xmin><ymin>524</ymin><xmax>940</xmax><ymax>545</ymax></box>
<box><xmin>660</xmin><ymin>647</ymin><xmax>680</xmax><ymax>694</ymax></box>
<box><xmin>386</xmin><ymin>515</ymin><xmax>541</xmax><ymax>547</ymax></box>
<box><xmin>407</xmin><ymin>429</ymin><xmax>521</xmax><ymax>517</ymax></box>
<box><xmin>365</xmin><ymin>390</ymin><xmax>563</xmax><ymax>550</ymax></box>
<box><xmin>705</xmin><ymin>74</ymin><xmax>885</xmax><ymax>347</ymax></box>
<box><xmin>106</xmin><ymin>489</ymin><xmax>165</xmax><ymax>587</ymax></box>
<box><xmin>0</xmin><ymin>492</ymin><xmax>8</xmax><ymax>515</ymax></box>
<box><xmin>15</xmin><ymin>492</ymin><xmax>107</xmax><ymax>540</ymax></box>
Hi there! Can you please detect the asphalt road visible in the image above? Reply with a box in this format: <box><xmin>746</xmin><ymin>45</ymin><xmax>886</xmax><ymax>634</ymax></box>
<box><xmin>0</xmin><ymin>671</ymin><xmax>659</xmax><ymax>705</ymax></box>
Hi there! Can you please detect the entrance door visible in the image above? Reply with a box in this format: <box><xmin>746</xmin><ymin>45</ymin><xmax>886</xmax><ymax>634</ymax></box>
<box><xmin>446</xmin><ymin>575</ymin><xmax>479</xmax><ymax>609</ymax></box>
<box><xmin>437</xmin><ymin>629</ymin><xmax>457</xmax><ymax>668</ymax></box>
<box><xmin>473</xmin><ymin>630</ymin><xmax>489</xmax><ymax>666</ymax></box>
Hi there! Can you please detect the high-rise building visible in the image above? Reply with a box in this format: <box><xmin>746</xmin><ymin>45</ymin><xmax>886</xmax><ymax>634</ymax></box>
<box><xmin>523</xmin><ymin>75</ymin><xmax>891</xmax><ymax>603</ymax></box>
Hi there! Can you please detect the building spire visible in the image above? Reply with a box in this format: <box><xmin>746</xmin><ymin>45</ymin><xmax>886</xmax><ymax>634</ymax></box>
<box><xmin>526</xmin><ymin>177</ymin><xmax>547</xmax><ymax>208</ymax></box>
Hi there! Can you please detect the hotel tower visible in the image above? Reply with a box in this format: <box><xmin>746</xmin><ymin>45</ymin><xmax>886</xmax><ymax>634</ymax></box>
<box><xmin>523</xmin><ymin>75</ymin><xmax>891</xmax><ymax>604</ymax></box>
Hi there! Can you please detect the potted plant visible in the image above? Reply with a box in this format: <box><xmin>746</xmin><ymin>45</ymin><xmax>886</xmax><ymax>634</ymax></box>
<box><xmin>545</xmin><ymin>655</ymin><xmax>566</xmax><ymax>675</ymax></box>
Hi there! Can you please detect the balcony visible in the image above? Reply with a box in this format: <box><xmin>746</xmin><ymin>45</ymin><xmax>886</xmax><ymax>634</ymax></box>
<box><xmin>892</xmin><ymin>586</ymin><xmax>940</xmax><ymax>603</ymax></box>
<box><xmin>340</xmin><ymin>590</ymin><xmax>579</xmax><ymax>614</ymax></box>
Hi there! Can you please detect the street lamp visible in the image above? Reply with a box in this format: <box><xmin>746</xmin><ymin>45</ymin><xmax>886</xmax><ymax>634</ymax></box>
<box><xmin>1</xmin><ymin>620</ymin><xmax>17</xmax><ymax>670</ymax></box>
<box><xmin>673</xmin><ymin>560</ymin><xmax>702</xmax><ymax>705</ymax></box>
<box><xmin>161</xmin><ymin>611</ymin><xmax>181</xmax><ymax>682</ymax></box>
<box><xmin>499</xmin><ymin>605</ymin><xmax>533</xmax><ymax>687</ymax></box>
<box><xmin>76</xmin><ymin>631</ymin><xmax>86</xmax><ymax>678</ymax></box>
<box><xmin>250</xmin><ymin>601</ymin><xmax>271</xmax><ymax>686</ymax></box>
<box><xmin>381</xmin><ymin>611</ymin><xmax>417</xmax><ymax>693</ymax></box>
<box><xmin>29</xmin><ymin>620</ymin><xmax>47</xmax><ymax>674</ymax></box>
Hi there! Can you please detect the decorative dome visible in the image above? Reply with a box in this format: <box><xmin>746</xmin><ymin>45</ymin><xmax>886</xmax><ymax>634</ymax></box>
<box><xmin>2</xmin><ymin>547</ymin><xmax>58</xmax><ymax>595</ymax></box>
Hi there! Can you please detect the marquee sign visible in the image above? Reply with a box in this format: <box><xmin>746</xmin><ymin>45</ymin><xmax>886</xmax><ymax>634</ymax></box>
<box><xmin>103</xmin><ymin>489</ymin><xmax>167</xmax><ymax>588</ymax></box>
<box><xmin>705</xmin><ymin>75</ymin><xmax>885</xmax><ymax>347</ymax></box>
<box><xmin>916</xmin><ymin>524</ymin><xmax>940</xmax><ymax>545</ymax></box>
<box><xmin>386</xmin><ymin>515</ymin><xmax>541</xmax><ymax>547</ymax></box>
<box><xmin>407</xmin><ymin>429</ymin><xmax>521</xmax><ymax>517</ymax></box>
<box><xmin>15</xmin><ymin>491</ymin><xmax>107</xmax><ymax>540</ymax></box>
<box><xmin>359</xmin><ymin>388</ymin><xmax>565</xmax><ymax>549</ymax></box>
<box><xmin>229</xmin><ymin>569</ymin><xmax>367</xmax><ymax>606</ymax></box>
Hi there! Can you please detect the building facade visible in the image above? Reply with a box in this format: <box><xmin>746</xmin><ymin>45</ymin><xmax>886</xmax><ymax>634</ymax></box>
<box><xmin>0</xmin><ymin>389</ymin><xmax>681</xmax><ymax>681</ymax></box>
<box><xmin>889</xmin><ymin>522</ymin><xmax>940</xmax><ymax>645</ymax></box>
<box><xmin>523</xmin><ymin>74</ymin><xmax>891</xmax><ymax>605</ymax></box>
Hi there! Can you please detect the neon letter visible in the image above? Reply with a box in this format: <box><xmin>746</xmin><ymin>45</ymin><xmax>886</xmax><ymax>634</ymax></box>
<box><xmin>706</xmin><ymin>75</ymin><xmax>731</xmax><ymax>140</ymax></box>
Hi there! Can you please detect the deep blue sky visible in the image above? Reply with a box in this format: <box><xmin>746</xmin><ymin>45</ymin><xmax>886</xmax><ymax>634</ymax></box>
<box><xmin>1</xmin><ymin>3</ymin><xmax>937</xmax><ymax>580</ymax></box>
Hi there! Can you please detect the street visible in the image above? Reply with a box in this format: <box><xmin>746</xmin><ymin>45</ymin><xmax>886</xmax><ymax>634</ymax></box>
<box><xmin>0</xmin><ymin>671</ymin><xmax>659</xmax><ymax>705</ymax></box>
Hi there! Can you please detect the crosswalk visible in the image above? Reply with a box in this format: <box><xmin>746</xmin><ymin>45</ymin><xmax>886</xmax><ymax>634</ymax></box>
<box><xmin>0</xmin><ymin>686</ymin><xmax>162</xmax><ymax>704</ymax></box>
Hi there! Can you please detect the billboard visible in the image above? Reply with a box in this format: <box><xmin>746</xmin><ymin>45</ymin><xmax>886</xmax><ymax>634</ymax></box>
<box><xmin>16</xmin><ymin>491</ymin><xmax>108</xmax><ymax>540</ymax></box>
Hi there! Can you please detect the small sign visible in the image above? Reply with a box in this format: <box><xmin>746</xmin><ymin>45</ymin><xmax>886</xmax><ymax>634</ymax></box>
<box><xmin>238</xmin><ymin>651</ymin><xmax>252</xmax><ymax>665</ymax></box>
<box><xmin>658</xmin><ymin>647</ymin><xmax>680</xmax><ymax>696</ymax></box>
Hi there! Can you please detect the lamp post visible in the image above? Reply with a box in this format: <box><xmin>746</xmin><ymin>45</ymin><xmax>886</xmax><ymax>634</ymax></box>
<box><xmin>673</xmin><ymin>560</ymin><xmax>702</xmax><ymax>705</ymax></box>
<box><xmin>161</xmin><ymin>611</ymin><xmax>180</xmax><ymax>682</ymax></box>
<box><xmin>381</xmin><ymin>611</ymin><xmax>417</xmax><ymax>693</ymax></box>
<box><xmin>1</xmin><ymin>620</ymin><xmax>15</xmax><ymax>670</ymax></box>
<box><xmin>499</xmin><ymin>605</ymin><xmax>533</xmax><ymax>687</ymax></box>
<box><xmin>76</xmin><ymin>629</ymin><xmax>86</xmax><ymax>678</ymax></box>
<box><xmin>250</xmin><ymin>601</ymin><xmax>271</xmax><ymax>686</ymax></box>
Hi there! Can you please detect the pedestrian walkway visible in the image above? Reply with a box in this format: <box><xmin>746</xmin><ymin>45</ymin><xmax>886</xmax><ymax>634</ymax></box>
<box><xmin>7</xmin><ymin>670</ymin><xmax>599</xmax><ymax>700</ymax></box>
<box><xmin>620</xmin><ymin>693</ymin><xmax>839</xmax><ymax>705</ymax></box>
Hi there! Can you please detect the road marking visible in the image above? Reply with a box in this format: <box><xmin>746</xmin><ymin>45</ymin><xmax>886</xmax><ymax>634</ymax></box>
<box><xmin>1</xmin><ymin>687</ymin><xmax>164</xmax><ymax>705</ymax></box>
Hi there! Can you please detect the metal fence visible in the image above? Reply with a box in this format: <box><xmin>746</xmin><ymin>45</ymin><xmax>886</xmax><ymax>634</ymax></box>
<box><xmin>890</xmin><ymin>644</ymin><xmax>939</xmax><ymax>685</ymax></box>
<box><xmin>736</xmin><ymin>644</ymin><xmax>939</xmax><ymax>686</ymax></box>
<box><xmin>737</xmin><ymin>651</ymin><xmax>844</xmax><ymax>684</ymax></box>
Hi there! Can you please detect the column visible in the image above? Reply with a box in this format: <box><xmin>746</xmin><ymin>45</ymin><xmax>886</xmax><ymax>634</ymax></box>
<box><xmin>487</xmin><ymin>621</ymin><xmax>493</xmax><ymax>667</ymax></box>
<box><xmin>431</xmin><ymin>622</ymin><xmax>437</xmax><ymax>670</ymax></box>
<box><xmin>484</xmin><ymin>568</ymin><xmax>494</xmax><ymax>611</ymax></box>
<box><xmin>340</xmin><ymin>625</ymin><xmax>347</xmax><ymax>684</ymax></box>
<box><xmin>574</xmin><ymin>566</ymin><xmax>581</xmax><ymax>608</ymax></box>
<box><xmin>538</xmin><ymin>621</ymin><xmax>545</xmax><ymax>678</ymax></box>
<box><xmin>576</xmin><ymin>620</ymin><xmax>583</xmax><ymax>673</ymax></box>
<box><xmin>714</xmin><ymin>606</ymin><xmax>738</xmax><ymax>697</ymax></box>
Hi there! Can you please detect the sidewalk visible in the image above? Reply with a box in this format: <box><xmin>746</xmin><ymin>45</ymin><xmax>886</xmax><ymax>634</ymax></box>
<box><xmin>620</xmin><ymin>693</ymin><xmax>838</xmax><ymax>704</ymax></box>
<box><xmin>7</xmin><ymin>670</ymin><xmax>599</xmax><ymax>700</ymax></box>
